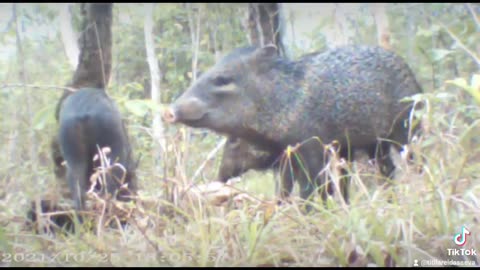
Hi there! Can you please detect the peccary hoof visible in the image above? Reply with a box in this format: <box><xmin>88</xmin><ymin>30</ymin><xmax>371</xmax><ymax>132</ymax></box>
<box><xmin>26</xmin><ymin>199</ymin><xmax>78</xmax><ymax>234</ymax></box>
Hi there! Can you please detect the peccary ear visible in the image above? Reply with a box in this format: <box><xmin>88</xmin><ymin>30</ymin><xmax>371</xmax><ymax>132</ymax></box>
<box><xmin>251</xmin><ymin>44</ymin><xmax>278</xmax><ymax>73</ymax></box>
<box><xmin>253</xmin><ymin>44</ymin><xmax>278</xmax><ymax>60</ymax></box>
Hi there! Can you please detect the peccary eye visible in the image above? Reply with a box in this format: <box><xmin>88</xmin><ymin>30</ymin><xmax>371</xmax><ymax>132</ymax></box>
<box><xmin>227</xmin><ymin>137</ymin><xmax>241</xmax><ymax>147</ymax></box>
<box><xmin>212</xmin><ymin>75</ymin><xmax>233</xmax><ymax>86</ymax></box>
<box><xmin>228</xmin><ymin>137</ymin><xmax>239</xmax><ymax>143</ymax></box>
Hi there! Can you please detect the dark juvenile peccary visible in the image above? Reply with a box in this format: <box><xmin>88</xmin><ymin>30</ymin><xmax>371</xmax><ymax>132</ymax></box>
<box><xmin>58</xmin><ymin>88</ymin><xmax>137</xmax><ymax>212</ymax></box>
<box><xmin>218</xmin><ymin>136</ymin><xmax>297</xmax><ymax>200</ymax></box>
<box><xmin>218</xmin><ymin>136</ymin><xmax>391</xmax><ymax>204</ymax></box>
<box><xmin>217</xmin><ymin>136</ymin><xmax>294</xmax><ymax>199</ymax></box>
<box><xmin>164</xmin><ymin>45</ymin><xmax>423</xmax><ymax>206</ymax></box>
<box><xmin>218</xmin><ymin>137</ymin><xmax>278</xmax><ymax>183</ymax></box>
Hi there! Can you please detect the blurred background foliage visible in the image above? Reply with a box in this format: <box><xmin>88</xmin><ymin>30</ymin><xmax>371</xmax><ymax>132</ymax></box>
<box><xmin>0</xmin><ymin>3</ymin><xmax>479</xmax><ymax>266</ymax></box>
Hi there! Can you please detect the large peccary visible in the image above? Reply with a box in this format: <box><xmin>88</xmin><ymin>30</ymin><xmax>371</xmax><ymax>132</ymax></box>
<box><xmin>164</xmin><ymin>45</ymin><xmax>423</xmax><ymax>207</ymax></box>
<box><xmin>57</xmin><ymin>88</ymin><xmax>137</xmax><ymax>212</ymax></box>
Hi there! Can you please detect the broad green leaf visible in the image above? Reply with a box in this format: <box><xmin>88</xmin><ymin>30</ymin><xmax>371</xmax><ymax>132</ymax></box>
<box><xmin>431</xmin><ymin>49</ymin><xmax>453</xmax><ymax>62</ymax></box>
<box><xmin>123</xmin><ymin>99</ymin><xmax>165</xmax><ymax>117</ymax></box>
<box><xmin>143</xmin><ymin>100</ymin><xmax>164</xmax><ymax>112</ymax></box>
<box><xmin>471</xmin><ymin>74</ymin><xmax>480</xmax><ymax>92</ymax></box>
<box><xmin>434</xmin><ymin>92</ymin><xmax>454</xmax><ymax>100</ymax></box>
<box><xmin>446</xmin><ymin>78</ymin><xmax>480</xmax><ymax>106</ymax></box>
<box><xmin>446</xmin><ymin>78</ymin><xmax>468</xmax><ymax>89</ymax></box>
<box><xmin>124</xmin><ymin>99</ymin><xmax>151</xmax><ymax>117</ymax></box>
<box><xmin>416</xmin><ymin>27</ymin><xmax>433</xmax><ymax>37</ymax></box>
<box><xmin>125</xmin><ymin>82</ymin><xmax>144</xmax><ymax>92</ymax></box>
<box><xmin>416</xmin><ymin>25</ymin><xmax>441</xmax><ymax>37</ymax></box>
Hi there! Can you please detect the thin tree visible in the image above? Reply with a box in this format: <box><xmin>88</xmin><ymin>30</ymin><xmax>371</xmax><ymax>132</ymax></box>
<box><xmin>144</xmin><ymin>3</ymin><xmax>166</xmax><ymax>176</ymax></box>
<box><xmin>323</xmin><ymin>4</ymin><xmax>355</xmax><ymax>48</ymax></box>
<box><xmin>372</xmin><ymin>3</ymin><xmax>392</xmax><ymax>50</ymax></box>
<box><xmin>58</xmin><ymin>3</ymin><xmax>80</xmax><ymax>70</ymax></box>
<box><xmin>54</xmin><ymin>3</ymin><xmax>113</xmax><ymax>120</ymax></box>
<box><xmin>245</xmin><ymin>3</ymin><xmax>290</xmax><ymax>58</ymax></box>
<box><xmin>71</xmin><ymin>3</ymin><xmax>113</xmax><ymax>89</ymax></box>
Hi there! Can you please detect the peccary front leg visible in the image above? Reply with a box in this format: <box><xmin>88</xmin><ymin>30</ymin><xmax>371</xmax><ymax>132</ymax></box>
<box><xmin>291</xmin><ymin>145</ymin><xmax>327</xmax><ymax>211</ymax></box>
<box><xmin>279</xmin><ymin>172</ymin><xmax>295</xmax><ymax>200</ymax></box>
<box><xmin>373</xmin><ymin>141</ymin><xmax>397</xmax><ymax>203</ymax></box>
<box><xmin>339</xmin><ymin>168</ymin><xmax>351</xmax><ymax>204</ymax></box>
<box><xmin>277</xmin><ymin>156</ymin><xmax>297</xmax><ymax>200</ymax></box>
<box><xmin>272</xmin><ymin>170</ymin><xmax>294</xmax><ymax>206</ymax></box>
<box><xmin>375</xmin><ymin>141</ymin><xmax>395</xmax><ymax>180</ymax></box>
<box><xmin>389</xmin><ymin>119</ymin><xmax>423</xmax><ymax>172</ymax></box>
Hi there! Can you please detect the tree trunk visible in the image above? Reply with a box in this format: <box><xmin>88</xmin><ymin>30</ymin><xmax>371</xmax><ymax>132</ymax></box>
<box><xmin>333</xmin><ymin>4</ymin><xmax>350</xmax><ymax>46</ymax></box>
<box><xmin>276</xmin><ymin>3</ymin><xmax>292</xmax><ymax>59</ymax></box>
<box><xmin>207</xmin><ymin>10</ymin><xmax>223</xmax><ymax>62</ymax></box>
<box><xmin>246</xmin><ymin>3</ymin><xmax>290</xmax><ymax>58</ymax></box>
<box><xmin>55</xmin><ymin>3</ymin><xmax>113</xmax><ymax>121</ymax></box>
<box><xmin>144</xmin><ymin>3</ymin><xmax>166</xmax><ymax>175</ymax></box>
<box><xmin>59</xmin><ymin>3</ymin><xmax>80</xmax><ymax>70</ymax></box>
<box><xmin>324</xmin><ymin>4</ymin><xmax>354</xmax><ymax>48</ymax></box>
<box><xmin>372</xmin><ymin>3</ymin><xmax>392</xmax><ymax>50</ymax></box>
<box><xmin>246</xmin><ymin>4</ymin><xmax>260</xmax><ymax>46</ymax></box>
<box><xmin>71</xmin><ymin>3</ymin><xmax>113</xmax><ymax>89</ymax></box>
<box><xmin>186</xmin><ymin>3</ymin><xmax>201</xmax><ymax>82</ymax></box>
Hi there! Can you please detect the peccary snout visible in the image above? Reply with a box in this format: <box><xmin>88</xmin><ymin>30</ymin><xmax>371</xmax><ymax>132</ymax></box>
<box><xmin>163</xmin><ymin>96</ymin><xmax>208</xmax><ymax>125</ymax></box>
<box><xmin>162</xmin><ymin>107</ymin><xmax>176</xmax><ymax>123</ymax></box>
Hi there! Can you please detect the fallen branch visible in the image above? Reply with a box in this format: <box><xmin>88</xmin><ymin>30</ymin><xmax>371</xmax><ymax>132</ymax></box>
<box><xmin>0</xmin><ymin>84</ymin><xmax>77</xmax><ymax>92</ymax></box>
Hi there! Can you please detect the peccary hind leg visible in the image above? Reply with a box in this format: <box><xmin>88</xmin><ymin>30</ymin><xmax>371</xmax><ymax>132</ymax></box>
<box><xmin>59</xmin><ymin>121</ymin><xmax>89</xmax><ymax>212</ymax></box>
